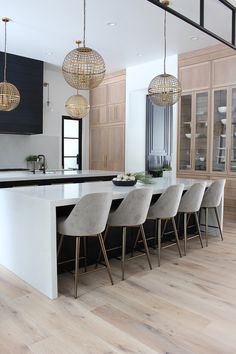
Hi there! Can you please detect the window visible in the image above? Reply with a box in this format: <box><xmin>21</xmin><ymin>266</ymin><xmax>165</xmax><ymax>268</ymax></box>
<box><xmin>62</xmin><ymin>116</ymin><xmax>82</xmax><ymax>169</ymax></box>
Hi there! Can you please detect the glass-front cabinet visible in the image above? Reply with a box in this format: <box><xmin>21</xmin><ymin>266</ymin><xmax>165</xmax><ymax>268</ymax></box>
<box><xmin>212</xmin><ymin>89</ymin><xmax>227</xmax><ymax>173</ymax></box>
<box><xmin>230</xmin><ymin>88</ymin><xmax>236</xmax><ymax>173</ymax></box>
<box><xmin>179</xmin><ymin>91</ymin><xmax>209</xmax><ymax>173</ymax></box>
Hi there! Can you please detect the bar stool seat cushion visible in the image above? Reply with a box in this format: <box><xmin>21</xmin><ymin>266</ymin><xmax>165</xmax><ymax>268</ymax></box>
<box><xmin>107</xmin><ymin>188</ymin><xmax>153</xmax><ymax>227</ymax></box>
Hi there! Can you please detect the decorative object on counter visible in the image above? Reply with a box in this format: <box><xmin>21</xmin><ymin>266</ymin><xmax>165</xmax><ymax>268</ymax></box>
<box><xmin>62</xmin><ymin>0</ymin><xmax>105</xmax><ymax>90</ymax></box>
<box><xmin>133</xmin><ymin>172</ymin><xmax>153</xmax><ymax>184</ymax></box>
<box><xmin>112</xmin><ymin>173</ymin><xmax>137</xmax><ymax>186</ymax></box>
<box><xmin>149</xmin><ymin>162</ymin><xmax>172</xmax><ymax>178</ymax></box>
<box><xmin>25</xmin><ymin>155</ymin><xmax>39</xmax><ymax>171</ymax></box>
<box><xmin>0</xmin><ymin>17</ymin><xmax>20</xmax><ymax>112</ymax></box>
<box><xmin>148</xmin><ymin>0</ymin><xmax>182</xmax><ymax>106</ymax></box>
<box><xmin>65</xmin><ymin>92</ymin><xmax>90</xmax><ymax>119</ymax></box>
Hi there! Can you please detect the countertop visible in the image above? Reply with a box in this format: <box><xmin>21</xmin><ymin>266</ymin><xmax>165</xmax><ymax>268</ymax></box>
<box><xmin>0</xmin><ymin>169</ymin><xmax>119</xmax><ymax>182</ymax></box>
<box><xmin>2</xmin><ymin>177</ymin><xmax>212</xmax><ymax>207</ymax></box>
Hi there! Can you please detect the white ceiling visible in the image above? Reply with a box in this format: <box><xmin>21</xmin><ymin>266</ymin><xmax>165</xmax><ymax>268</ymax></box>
<box><xmin>1</xmin><ymin>0</ymin><xmax>235</xmax><ymax>73</ymax></box>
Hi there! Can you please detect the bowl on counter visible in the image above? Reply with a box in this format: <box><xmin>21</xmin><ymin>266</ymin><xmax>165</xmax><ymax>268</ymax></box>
<box><xmin>218</xmin><ymin>106</ymin><xmax>227</xmax><ymax>113</ymax></box>
<box><xmin>221</xmin><ymin>118</ymin><xmax>227</xmax><ymax>125</ymax></box>
<box><xmin>112</xmin><ymin>179</ymin><xmax>137</xmax><ymax>186</ymax></box>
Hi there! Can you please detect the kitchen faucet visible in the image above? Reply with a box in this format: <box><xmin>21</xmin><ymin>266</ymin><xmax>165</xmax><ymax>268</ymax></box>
<box><xmin>37</xmin><ymin>154</ymin><xmax>46</xmax><ymax>174</ymax></box>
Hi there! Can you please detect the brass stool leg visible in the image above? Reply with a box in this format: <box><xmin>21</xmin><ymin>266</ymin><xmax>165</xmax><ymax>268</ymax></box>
<box><xmin>74</xmin><ymin>237</ymin><xmax>80</xmax><ymax>299</ymax></box>
<box><xmin>122</xmin><ymin>227</ymin><xmax>127</xmax><ymax>280</ymax></box>
<box><xmin>57</xmin><ymin>234</ymin><xmax>64</xmax><ymax>258</ymax></box>
<box><xmin>171</xmin><ymin>217</ymin><xmax>182</xmax><ymax>258</ymax></box>
<box><xmin>140</xmin><ymin>225</ymin><xmax>152</xmax><ymax>270</ymax></box>
<box><xmin>214</xmin><ymin>207</ymin><xmax>224</xmax><ymax>241</ymax></box>
<box><xmin>157</xmin><ymin>219</ymin><xmax>162</xmax><ymax>267</ymax></box>
<box><xmin>194</xmin><ymin>212</ymin><xmax>203</xmax><ymax>248</ymax></box>
<box><xmin>184</xmin><ymin>213</ymin><xmax>187</xmax><ymax>256</ymax></box>
<box><xmin>96</xmin><ymin>225</ymin><xmax>109</xmax><ymax>268</ymax></box>
<box><xmin>205</xmin><ymin>208</ymin><xmax>209</xmax><ymax>247</ymax></box>
<box><xmin>97</xmin><ymin>234</ymin><xmax>114</xmax><ymax>285</ymax></box>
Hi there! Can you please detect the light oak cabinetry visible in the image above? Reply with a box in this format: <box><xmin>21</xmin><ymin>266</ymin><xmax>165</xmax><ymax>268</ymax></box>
<box><xmin>178</xmin><ymin>45</ymin><xmax>236</xmax><ymax>217</ymax></box>
<box><xmin>89</xmin><ymin>70</ymin><xmax>125</xmax><ymax>171</ymax></box>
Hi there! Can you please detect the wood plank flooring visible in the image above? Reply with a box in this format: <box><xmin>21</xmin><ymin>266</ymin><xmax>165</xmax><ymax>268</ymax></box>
<box><xmin>1</xmin><ymin>217</ymin><xmax>236</xmax><ymax>354</ymax></box>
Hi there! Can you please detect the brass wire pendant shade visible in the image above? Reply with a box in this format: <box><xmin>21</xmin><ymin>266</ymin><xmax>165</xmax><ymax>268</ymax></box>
<box><xmin>148</xmin><ymin>1</ymin><xmax>181</xmax><ymax>106</ymax></box>
<box><xmin>0</xmin><ymin>18</ymin><xmax>20</xmax><ymax>112</ymax></box>
<box><xmin>62</xmin><ymin>0</ymin><xmax>105</xmax><ymax>90</ymax></box>
<box><xmin>65</xmin><ymin>93</ymin><xmax>90</xmax><ymax>119</ymax></box>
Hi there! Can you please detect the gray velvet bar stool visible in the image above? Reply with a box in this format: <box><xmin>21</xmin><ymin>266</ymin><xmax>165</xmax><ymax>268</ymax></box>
<box><xmin>57</xmin><ymin>192</ymin><xmax>113</xmax><ymax>298</ymax></box>
<box><xmin>146</xmin><ymin>184</ymin><xmax>184</xmax><ymax>267</ymax></box>
<box><xmin>200</xmin><ymin>179</ymin><xmax>226</xmax><ymax>246</ymax></box>
<box><xmin>97</xmin><ymin>188</ymin><xmax>153</xmax><ymax>280</ymax></box>
<box><xmin>178</xmin><ymin>182</ymin><xmax>206</xmax><ymax>256</ymax></box>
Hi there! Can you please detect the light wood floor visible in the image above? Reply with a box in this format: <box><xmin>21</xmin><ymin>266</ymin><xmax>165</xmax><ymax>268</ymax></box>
<box><xmin>1</xmin><ymin>217</ymin><xmax>236</xmax><ymax>354</ymax></box>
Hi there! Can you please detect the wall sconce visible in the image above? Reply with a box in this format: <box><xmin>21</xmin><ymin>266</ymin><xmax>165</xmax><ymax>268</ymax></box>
<box><xmin>43</xmin><ymin>82</ymin><xmax>53</xmax><ymax>112</ymax></box>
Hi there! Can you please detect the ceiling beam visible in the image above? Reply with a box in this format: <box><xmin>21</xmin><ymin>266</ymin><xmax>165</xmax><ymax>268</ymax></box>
<box><xmin>146</xmin><ymin>0</ymin><xmax>236</xmax><ymax>50</ymax></box>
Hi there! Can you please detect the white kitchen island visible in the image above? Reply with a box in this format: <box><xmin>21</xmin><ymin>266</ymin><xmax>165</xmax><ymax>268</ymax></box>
<box><xmin>0</xmin><ymin>177</ymin><xmax>222</xmax><ymax>299</ymax></box>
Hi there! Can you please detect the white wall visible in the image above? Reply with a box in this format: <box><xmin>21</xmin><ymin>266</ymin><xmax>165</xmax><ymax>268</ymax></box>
<box><xmin>125</xmin><ymin>55</ymin><xmax>178</xmax><ymax>174</ymax></box>
<box><xmin>0</xmin><ymin>63</ymin><xmax>89</xmax><ymax>170</ymax></box>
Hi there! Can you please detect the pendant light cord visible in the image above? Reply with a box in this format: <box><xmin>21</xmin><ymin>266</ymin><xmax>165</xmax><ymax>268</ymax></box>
<box><xmin>83</xmin><ymin>0</ymin><xmax>86</xmax><ymax>47</ymax></box>
<box><xmin>164</xmin><ymin>10</ymin><xmax>167</xmax><ymax>74</ymax></box>
<box><xmin>4</xmin><ymin>20</ymin><xmax>7</xmax><ymax>82</ymax></box>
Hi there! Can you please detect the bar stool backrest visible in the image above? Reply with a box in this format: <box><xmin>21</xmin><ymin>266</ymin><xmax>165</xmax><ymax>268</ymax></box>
<box><xmin>148</xmin><ymin>184</ymin><xmax>184</xmax><ymax>219</ymax></box>
<box><xmin>178</xmin><ymin>182</ymin><xmax>206</xmax><ymax>213</ymax></box>
<box><xmin>201</xmin><ymin>179</ymin><xmax>226</xmax><ymax>208</ymax></box>
<box><xmin>61</xmin><ymin>192</ymin><xmax>112</xmax><ymax>236</ymax></box>
<box><xmin>108</xmin><ymin>188</ymin><xmax>153</xmax><ymax>227</ymax></box>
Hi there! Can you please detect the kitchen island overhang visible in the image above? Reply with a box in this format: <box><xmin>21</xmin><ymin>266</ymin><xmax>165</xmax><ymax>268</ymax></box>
<box><xmin>0</xmin><ymin>178</ymin><xmax>222</xmax><ymax>299</ymax></box>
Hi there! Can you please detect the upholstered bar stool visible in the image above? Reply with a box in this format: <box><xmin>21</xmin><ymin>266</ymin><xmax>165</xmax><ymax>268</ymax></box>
<box><xmin>98</xmin><ymin>188</ymin><xmax>153</xmax><ymax>280</ymax></box>
<box><xmin>147</xmin><ymin>184</ymin><xmax>184</xmax><ymax>267</ymax></box>
<box><xmin>178</xmin><ymin>182</ymin><xmax>206</xmax><ymax>256</ymax></box>
<box><xmin>57</xmin><ymin>192</ymin><xmax>113</xmax><ymax>298</ymax></box>
<box><xmin>200</xmin><ymin>179</ymin><xmax>226</xmax><ymax>246</ymax></box>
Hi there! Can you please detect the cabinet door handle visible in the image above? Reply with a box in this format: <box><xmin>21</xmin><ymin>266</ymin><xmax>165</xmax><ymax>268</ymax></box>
<box><xmin>104</xmin><ymin>155</ymin><xmax>108</xmax><ymax>168</ymax></box>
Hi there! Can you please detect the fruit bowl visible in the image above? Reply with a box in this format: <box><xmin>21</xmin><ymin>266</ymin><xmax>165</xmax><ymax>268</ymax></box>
<box><xmin>112</xmin><ymin>179</ymin><xmax>137</xmax><ymax>186</ymax></box>
<box><xmin>112</xmin><ymin>173</ymin><xmax>137</xmax><ymax>186</ymax></box>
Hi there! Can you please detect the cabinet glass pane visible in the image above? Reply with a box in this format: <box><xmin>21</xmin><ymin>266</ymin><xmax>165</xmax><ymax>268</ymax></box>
<box><xmin>230</xmin><ymin>88</ymin><xmax>236</xmax><ymax>172</ymax></box>
<box><xmin>194</xmin><ymin>92</ymin><xmax>208</xmax><ymax>171</ymax></box>
<box><xmin>179</xmin><ymin>95</ymin><xmax>192</xmax><ymax>170</ymax></box>
<box><xmin>212</xmin><ymin>90</ymin><xmax>227</xmax><ymax>172</ymax></box>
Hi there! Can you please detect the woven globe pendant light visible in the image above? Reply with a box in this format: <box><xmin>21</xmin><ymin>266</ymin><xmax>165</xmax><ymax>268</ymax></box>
<box><xmin>0</xmin><ymin>18</ymin><xmax>20</xmax><ymax>111</ymax></box>
<box><xmin>148</xmin><ymin>1</ymin><xmax>181</xmax><ymax>106</ymax></box>
<box><xmin>65</xmin><ymin>93</ymin><xmax>90</xmax><ymax>119</ymax></box>
<box><xmin>62</xmin><ymin>0</ymin><xmax>105</xmax><ymax>90</ymax></box>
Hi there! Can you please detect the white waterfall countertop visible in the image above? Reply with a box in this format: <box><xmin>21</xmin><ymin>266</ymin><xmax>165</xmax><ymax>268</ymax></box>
<box><xmin>0</xmin><ymin>177</ymin><xmax>216</xmax><ymax>299</ymax></box>
<box><xmin>1</xmin><ymin>177</ymin><xmax>212</xmax><ymax>207</ymax></box>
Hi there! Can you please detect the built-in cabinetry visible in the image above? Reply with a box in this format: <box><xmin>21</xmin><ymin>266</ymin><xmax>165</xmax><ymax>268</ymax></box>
<box><xmin>178</xmin><ymin>45</ymin><xmax>236</xmax><ymax>217</ymax></box>
<box><xmin>89</xmin><ymin>70</ymin><xmax>125</xmax><ymax>171</ymax></box>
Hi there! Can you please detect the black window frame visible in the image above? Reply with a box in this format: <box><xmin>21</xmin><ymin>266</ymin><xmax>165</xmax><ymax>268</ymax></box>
<box><xmin>62</xmin><ymin>116</ymin><xmax>82</xmax><ymax>170</ymax></box>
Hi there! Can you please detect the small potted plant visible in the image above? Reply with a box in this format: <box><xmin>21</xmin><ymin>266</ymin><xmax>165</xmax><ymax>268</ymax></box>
<box><xmin>25</xmin><ymin>155</ymin><xmax>39</xmax><ymax>171</ymax></box>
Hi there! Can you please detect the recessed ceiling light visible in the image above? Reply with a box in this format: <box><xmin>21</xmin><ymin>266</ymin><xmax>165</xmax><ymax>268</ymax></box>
<box><xmin>137</xmin><ymin>53</ymin><xmax>143</xmax><ymax>57</ymax></box>
<box><xmin>190</xmin><ymin>36</ymin><xmax>199</xmax><ymax>41</ymax></box>
<box><xmin>107</xmin><ymin>22</ymin><xmax>117</xmax><ymax>27</ymax></box>
<box><xmin>46</xmin><ymin>51</ymin><xmax>54</xmax><ymax>56</ymax></box>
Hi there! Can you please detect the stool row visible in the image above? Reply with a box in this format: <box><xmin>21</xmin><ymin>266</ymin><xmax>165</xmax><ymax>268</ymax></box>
<box><xmin>57</xmin><ymin>179</ymin><xmax>225</xmax><ymax>298</ymax></box>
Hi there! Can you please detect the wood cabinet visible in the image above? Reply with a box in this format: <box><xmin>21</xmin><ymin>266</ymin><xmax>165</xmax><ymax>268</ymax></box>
<box><xmin>178</xmin><ymin>45</ymin><xmax>236</xmax><ymax>217</ymax></box>
<box><xmin>89</xmin><ymin>70</ymin><xmax>125</xmax><ymax>172</ymax></box>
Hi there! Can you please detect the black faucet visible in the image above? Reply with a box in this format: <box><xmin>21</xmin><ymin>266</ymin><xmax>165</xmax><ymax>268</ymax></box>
<box><xmin>38</xmin><ymin>154</ymin><xmax>46</xmax><ymax>174</ymax></box>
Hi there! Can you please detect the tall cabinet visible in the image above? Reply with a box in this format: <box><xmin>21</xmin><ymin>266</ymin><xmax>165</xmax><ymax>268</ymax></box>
<box><xmin>178</xmin><ymin>45</ymin><xmax>236</xmax><ymax>217</ymax></box>
<box><xmin>89</xmin><ymin>70</ymin><xmax>125</xmax><ymax>171</ymax></box>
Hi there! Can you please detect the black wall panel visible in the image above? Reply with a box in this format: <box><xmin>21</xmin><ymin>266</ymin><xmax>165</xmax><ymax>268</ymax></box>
<box><xmin>0</xmin><ymin>52</ymin><xmax>43</xmax><ymax>134</ymax></box>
